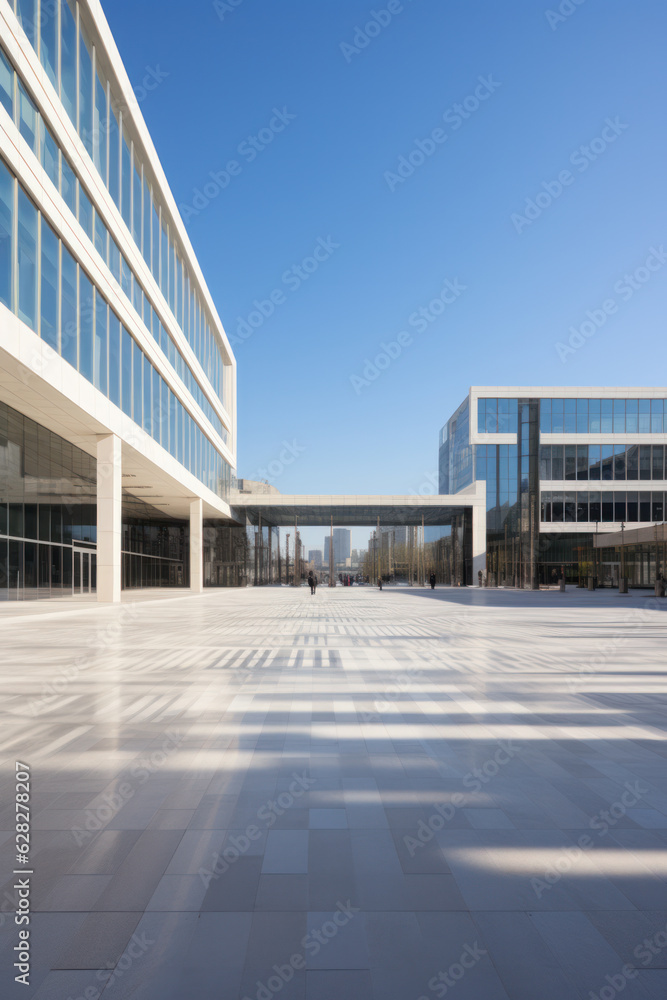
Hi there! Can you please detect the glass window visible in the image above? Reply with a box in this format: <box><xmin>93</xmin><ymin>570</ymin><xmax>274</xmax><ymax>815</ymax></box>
<box><xmin>78</xmin><ymin>270</ymin><xmax>94</xmax><ymax>382</ymax></box>
<box><xmin>16</xmin><ymin>0</ymin><xmax>36</xmax><ymax>46</ymax></box>
<box><xmin>640</xmin><ymin>445</ymin><xmax>652</xmax><ymax>480</ymax></box>
<box><xmin>551</xmin><ymin>445</ymin><xmax>563</xmax><ymax>480</ymax></box>
<box><xmin>576</xmin><ymin>445</ymin><xmax>588</xmax><ymax>480</ymax></box>
<box><xmin>614</xmin><ymin>444</ymin><xmax>626</xmax><ymax>481</ymax></box>
<box><xmin>169</xmin><ymin>388</ymin><xmax>176</xmax><ymax>454</ymax></box>
<box><xmin>120</xmin><ymin>253</ymin><xmax>131</xmax><ymax>298</ymax></box>
<box><xmin>60</xmin><ymin>0</ymin><xmax>77</xmax><ymax>126</ymax></box>
<box><xmin>626</xmin><ymin>445</ymin><xmax>638</xmax><ymax>481</ymax></box>
<box><xmin>541</xmin><ymin>490</ymin><xmax>551</xmax><ymax>522</ymax></box>
<box><xmin>108</xmin><ymin>234</ymin><xmax>120</xmax><ymax>282</ymax></box>
<box><xmin>653</xmin><ymin>446</ymin><xmax>664</xmax><ymax>481</ymax></box>
<box><xmin>0</xmin><ymin>159</ymin><xmax>13</xmax><ymax>310</ymax></box>
<box><xmin>169</xmin><ymin>239</ymin><xmax>176</xmax><ymax>313</ymax></box>
<box><xmin>78</xmin><ymin>184</ymin><xmax>93</xmax><ymax>241</ymax></box>
<box><xmin>161</xmin><ymin>218</ymin><xmax>168</xmax><ymax>297</ymax></box>
<box><xmin>551</xmin><ymin>398</ymin><xmax>563</xmax><ymax>433</ymax></box>
<box><xmin>614</xmin><ymin>493</ymin><xmax>626</xmax><ymax>522</ymax></box>
<box><xmin>564</xmin><ymin>445</ymin><xmax>576</xmax><ymax>481</ymax></box>
<box><xmin>589</xmin><ymin>492</ymin><xmax>601</xmax><ymax>523</ymax></box>
<box><xmin>602</xmin><ymin>492</ymin><xmax>614</xmax><ymax>522</ymax></box>
<box><xmin>61</xmin><ymin>156</ymin><xmax>76</xmax><ymax>215</ymax></box>
<box><xmin>79</xmin><ymin>23</ymin><xmax>93</xmax><ymax>155</ymax></box>
<box><xmin>39</xmin><ymin>120</ymin><xmax>59</xmax><ymax>189</ymax></box>
<box><xmin>539</xmin><ymin>445</ymin><xmax>550</xmax><ymax>480</ymax></box>
<box><xmin>143</xmin><ymin>353</ymin><xmax>152</xmax><ymax>435</ymax></box>
<box><xmin>638</xmin><ymin>399</ymin><xmax>650</xmax><ymax>434</ymax></box>
<box><xmin>588</xmin><ymin>398</ymin><xmax>601</xmax><ymax>434</ymax></box>
<box><xmin>152</xmin><ymin>368</ymin><xmax>160</xmax><ymax>445</ymax></box>
<box><xmin>588</xmin><ymin>444</ymin><xmax>601</xmax><ymax>481</ymax></box>
<box><xmin>576</xmin><ymin>492</ymin><xmax>589</xmax><ymax>522</ymax></box>
<box><xmin>108</xmin><ymin>309</ymin><xmax>120</xmax><ymax>407</ymax></box>
<box><xmin>121</xmin><ymin>326</ymin><xmax>132</xmax><ymax>417</ymax></box>
<box><xmin>613</xmin><ymin>399</ymin><xmax>625</xmax><ymax>433</ymax></box>
<box><xmin>17</xmin><ymin>187</ymin><xmax>38</xmax><ymax>331</ymax></box>
<box><xmin>94</xmin><ymin>209</ymin><xmax>107</xmax><ymax>260</ymax></box>
<box><xmin>600</xmin><ymin>399</ymin><xmax>613</xmax><ymax>434</ymax></box>
<box><xmin>40</xmin><ymin>218</ymin><xmax>59</xmax><ymax>350</ymax></box>
<box><xmin>121</xmin><ymin>127</ymin><xmax>131</xmax><ymax>229</ymax></box>
<box><xmin>17</xmin><ymin>80</ymin><xmax>38</xmax><ymax>154</ymax></box>
<box><xmin>132</xmin><ymin>339</ymin><xmax>142</xmax><ymax>426</ymax></box>
<box><xmin>0</xmin><ymin>49</ymin><xmax>14</xmax><ymax>118</ymax></box>
<box><xmin>627</xmin><ymin>491</ymin><xmax>638</xmax><ymax>522</ymax></box>
<box><xmin>651</xmin><ymin>399</ymin><xmax>664</xmax><ymax>433</ymax></box>
<box><xmin>576</xmin><ymin>397</ymin><xmax>588</xmax><ymax>433</ymax></box>
<box><xmin>133</xmin><ymin>154</ymin><xmax>141</xmax><ymax>245</ymax></box>
<box><xmin>640</xmin><ymin>492</ymin><xmax>651</xmax><ymax>522</ymax></box>
<box><xmin>160</xmin><ymin>376</ymin><xmax>168</xmax><ymax>451</ymax></box>
<box><xmin>564</xmin><ymin>492</ymin><xmax>576</xmax><ymax>522</ymax></box>
<box><xmin>625</xmin><ymin>398</ymin><xmax>638</xmax><ymax>434</ymax></box>
<box><xmin>108</xmin><ymin>104</ymin><xmax>120</xmax><ymax>208</ymax></box>
<box><xmin>94</xmin><ymin>292</ymin><xmax>107</xmax><ymax>394</ymax></box>
<box><xmin>94</xmin><ymin>64</ymin><xmax>107</xmax><ymax>183</ymax></box>
<box><xmin>152</xmin><ymin>198</ymin><xmax>159</xmax><ymax>282</ymax></box>
<box><xmin>39</xmin><ymin>0</ymin><xmax>58</xmax><ymax>88</ymax></box>
<box><xmin>601</xmin><ymin>445</ymin><xmax>614</xmax><ymax>481</ymax></box>
<box><xmin>652</xmin><ymin>493</ymin><xmax>664</xmax><ymax>522</ymax></box>
<box><xmin>60</xmin><ymin>245</ymin><xmax>77</xmax><ymax>366</ymax></box>
<box><xmin>564</xmin><ymin>398</ymin><xmax>576</xmax><ymax>433</ymax></box>
<box><xmin>540</xmin><ymin>398</ymin><xmax>551</xmax><ymax>434</ymax></box>
<box><xmin>142</xmin><ymin>174</ymin><xmax>151</xmax><ymax>267</ymax></box>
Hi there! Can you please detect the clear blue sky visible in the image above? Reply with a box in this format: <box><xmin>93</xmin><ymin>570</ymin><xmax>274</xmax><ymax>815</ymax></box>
<box><xmin>105</xmin><ymin>0</ymin><xmax>666</xmax><ymax>523</ymax></box>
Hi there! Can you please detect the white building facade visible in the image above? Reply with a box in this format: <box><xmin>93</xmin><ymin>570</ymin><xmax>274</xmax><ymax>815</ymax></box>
<box><xmin>0</xmin><ymin>0</ymin><xmax>236</xmax><ymax>601</ymax></box>
<box><xmin>440</xmin><ymin>387</ymin><xmax>667</xmax><ymax>587</ymax></box>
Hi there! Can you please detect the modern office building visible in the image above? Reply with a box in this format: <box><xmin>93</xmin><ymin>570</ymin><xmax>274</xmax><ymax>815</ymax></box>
<box><xmin>0</xmin><ymin>0</ymin><xmax>237</xmax><ymax>600</ymax></box>
<box><xmin>439</xmin><ymin>387</ymin><xmax>667</xmax><ymax>587</ymax></box>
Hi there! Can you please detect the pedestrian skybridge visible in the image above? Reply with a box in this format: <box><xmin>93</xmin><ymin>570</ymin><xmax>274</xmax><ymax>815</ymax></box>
<box><xmin>229</xmin><ymin>485</ymin><xmax>487</xmax><ymax>582</ymax></box>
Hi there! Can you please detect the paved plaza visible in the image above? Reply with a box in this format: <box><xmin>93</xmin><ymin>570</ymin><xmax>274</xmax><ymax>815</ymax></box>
<box><xmin>2</xmin><ymin>585</ymin><xmax>667</xmax><ymax>1000</ymax></box>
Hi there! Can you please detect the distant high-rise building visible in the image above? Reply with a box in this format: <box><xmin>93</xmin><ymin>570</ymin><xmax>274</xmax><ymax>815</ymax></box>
<box><xmin>309</xmin><ymin>550</ymin><xmax>322</xmax><ymax>567</ymax></box>
<box><xmin>325</xmin><ymin>528</ymin><xmax>351</xmax><ymax>567</ymax></box>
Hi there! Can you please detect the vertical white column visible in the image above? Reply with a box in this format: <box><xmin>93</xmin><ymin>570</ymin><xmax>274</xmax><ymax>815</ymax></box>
<box><xmin>97</xmin><ymin>434</ymin><xmax>122</xmax><ymax>603</ymax></box>
<box><xmin>472</xmin><ymin>502</ymin><xmax>487</xmax><ymax>583</ymax></box>
<box><xmin>190</xmin><ymin>498</ymin><xmax>204</xmax><ymax>593</ymax></box>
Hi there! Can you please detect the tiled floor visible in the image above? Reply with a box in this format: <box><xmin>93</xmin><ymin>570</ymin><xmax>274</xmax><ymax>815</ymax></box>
<box><xmin>1</xmin><ymin>584</ymin><xmax>667</xmax><ymax>999</ymax></box>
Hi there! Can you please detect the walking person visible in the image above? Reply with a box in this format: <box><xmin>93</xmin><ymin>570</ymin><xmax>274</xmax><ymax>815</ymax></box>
<box><xmin>308</xmin><ymin>571</ymin><xmax>317</xmax><ymax>595</ymax></box>
<box><xmin>429</xmin><ymin>573</ymin><xmax>436</xmax><ymax>590</ymax></box>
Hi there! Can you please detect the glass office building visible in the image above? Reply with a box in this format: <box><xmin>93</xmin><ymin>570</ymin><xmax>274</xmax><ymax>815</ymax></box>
<box><xmin>0</xmin><ymin>0</ymin><xmax>237</xmax><ymax>599</ymax></box>
<box><xmin>439</xmin><ymin>388</ymin><xmax>667</xmax><ymax>588</ymax></box>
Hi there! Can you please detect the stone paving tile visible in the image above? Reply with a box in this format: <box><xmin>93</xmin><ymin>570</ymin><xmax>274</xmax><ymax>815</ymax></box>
<box><xmin>1</xmin><ymin>586</ymin><xmax>667</xmax><ymax>999</ymax></box>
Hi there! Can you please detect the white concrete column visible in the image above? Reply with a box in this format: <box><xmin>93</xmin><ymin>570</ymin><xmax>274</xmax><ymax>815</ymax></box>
<box><xmin>472</xmin><ymin>503</ymin><xmax>487</xmax><ymax>583</ymax></box>
<box><xmin>190</xmin><ymin>498</ymin><xmax>204</xmax><ymax>593</ymax></box>
<box><xmin>97</xmin><ymin>434</ymin><xmax>122</xmax><ymax>603</ymax></box>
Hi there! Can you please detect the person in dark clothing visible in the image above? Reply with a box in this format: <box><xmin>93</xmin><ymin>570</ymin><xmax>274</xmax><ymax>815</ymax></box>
<box><xmin>308</xmin><ymin>572</ymin><xmax>317</xmax><ymax>595</ymax></box>
<box><xmin>429</xmin><ymin>573</ymin><xmax>436</xmax><ymax>590</ymax></box>
<box><xmin>377</xmin><ymin>577</ymin><xmax>382</xmax><ymax>590</ymax></box>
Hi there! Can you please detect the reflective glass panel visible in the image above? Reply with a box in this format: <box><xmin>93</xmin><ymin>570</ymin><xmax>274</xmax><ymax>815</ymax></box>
<box><xmin>0</xmin><ymin>159</ymin><xmax>13</xmax><ymax>310</ymax></box>
<box><xmin>79</xmin><ymin>24</ymin><xmax>93</xmax><ymax>155</ymax></box>
<box><xmin>17</xmin><ymin>187</ymin><xmax>38</xmax><ymax>331</ymax></box>
<box><xmin>40</xmin><ymin>218</ymin><xmax>59</xmax><ymax>350</ymax></box>
<box><xmin>60</xmin><ymin>0</ymin><xmax>77</xmax><ymax>125</ymax></box>
<box><xmin>60</xmin><ymin>245</ymin><xmax>77</xmax><ymax>366</ymax></box>
<box><xmin>108</xmin><ymin>309</ymin><xmax>120</xmax><ymax>407</ymax></box>
<box><xmin>94</xmin><ymin>292</ymin><xmax>107</xmax><ymax>394</ymax></box>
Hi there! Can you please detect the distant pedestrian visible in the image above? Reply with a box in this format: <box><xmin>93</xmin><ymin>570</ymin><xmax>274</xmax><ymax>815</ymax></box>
<box><xmin>429</xmin><ymin>573</ymin><xmax>436</xmax><ymax>590</ymax></box>
<box><xmin>308</xmin><ymin>571</ymin><xmax>317</xmax><ymax>595</ymax></box>
<box><xmin>377</xmin><ymin>577</ymin><xmax>382</xmax><ymax>590</ymax></box>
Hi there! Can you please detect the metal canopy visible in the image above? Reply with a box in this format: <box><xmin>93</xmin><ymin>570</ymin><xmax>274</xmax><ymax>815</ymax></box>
<box><xmin>229</xmin><ymin>493</ymin><xmax>482</xmax><ymax>527</ymax></box>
